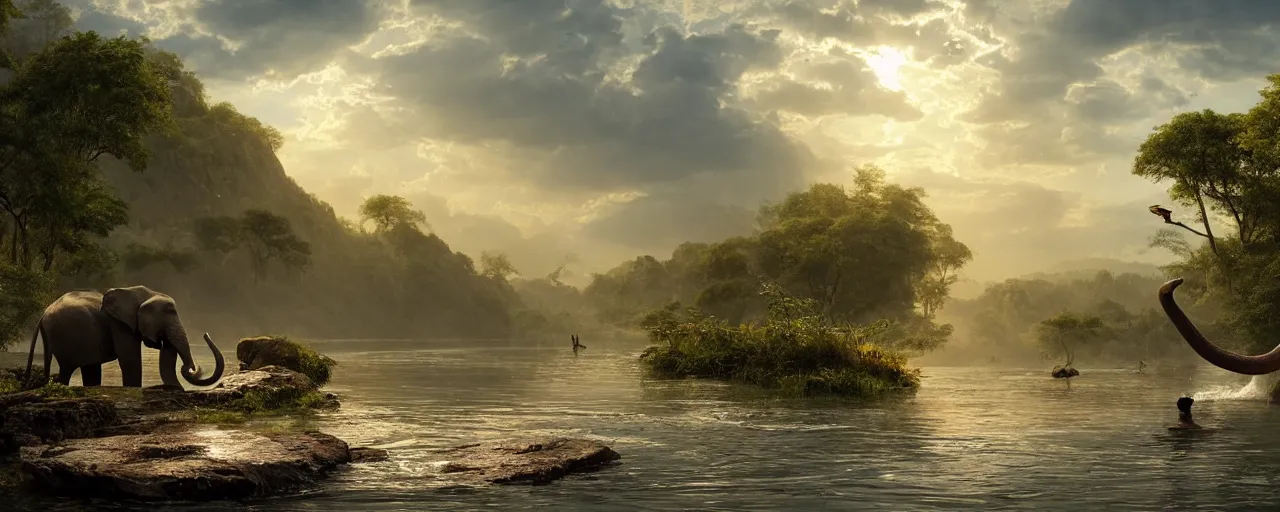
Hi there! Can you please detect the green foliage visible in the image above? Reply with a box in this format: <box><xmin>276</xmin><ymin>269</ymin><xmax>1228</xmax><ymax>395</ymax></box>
<box><xmin>206</xmin><ymin>102</ymin><xmax>283</xmax><ymax>152</ymax></box>
<box><xmin>359</xmin><ymin>194</ymin><xmax>428</xmax><ymax>233</ymax></box>
<box><xmin>585</xmin><ymin>165</ymin><xmax>967</xmax><ymax>354</ymax></box>
<box><xmin>193</xmin><ymin>388</ymin><xmax>332</xmax><ymax>425</ymax></box>
<box><xmin>238</xmin><ymin>336</ymin><xmax>337</xmax><ymax>387</ymax></box>
<box><xmin>639</xmin><ymin>283</ymin><xmax>922</xmax><ymax>398</ymax></box>
<box><xmin>0</xmin><ymin>264</ymin><xmax>51</xmax><ymax>350</ymax></box>
<box><xmin>191</xmin><ymin>209</ymin><xmax>311</xmax><ymax>283</ymax></box>
<box><xmin>1133</xmin><ymin>74</ymin><xmax>1280</xmax><ymax>355</ymax></box>
<box><xmin>1034</xmin><ymin>312</ymin><xmax>1105</xmax><ymax>366</ymax></box>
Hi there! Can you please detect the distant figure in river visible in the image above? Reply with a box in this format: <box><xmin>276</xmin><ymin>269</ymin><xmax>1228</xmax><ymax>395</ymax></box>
<box><xmin>1136</xmin><ymin>360</ymin><xmax>1148</xmax><ymax>374</ymax></box>
<box><xmin>571</xmin><ymin>334</ymin><xmax>585</xmax><ymax>354</ymax></box>
<box><xmin>1168</xmin><ymin>396</ymin><xmax>1201</xmax><ymax>431</ymax></box>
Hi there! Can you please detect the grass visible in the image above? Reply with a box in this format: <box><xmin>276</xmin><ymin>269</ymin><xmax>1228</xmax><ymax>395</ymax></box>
<box><xmin>237</xmin><ymin>335</ymin><xmax>338</xmax><ymax>386</ymax></box>
<box><xmin>638</xmin><ymin>285</ymin><xmax>922</xmax><ymax>398</ymax></box>
<box><xmin>192</xmin><ymin>387</ymin><xmax>335</xmax><ymax>425</ymax></box>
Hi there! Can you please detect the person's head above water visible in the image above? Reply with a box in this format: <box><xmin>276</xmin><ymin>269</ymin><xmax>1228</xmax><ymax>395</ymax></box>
<box><xmin>1177</xmin><ymin>397</ymin><xmax>1194</xmax><ymax>414</ymax></box>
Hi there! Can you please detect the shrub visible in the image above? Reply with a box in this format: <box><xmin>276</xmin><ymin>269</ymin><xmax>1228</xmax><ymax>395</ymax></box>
<box><xmin>236</xmin><ymin>336</ymin><xmax>337</xmax><ymax>386</ymax></box>
<box><xmin>639</xmin><ymin>284</ymin><xmax>921</xmax><ymax>397</ymax></box>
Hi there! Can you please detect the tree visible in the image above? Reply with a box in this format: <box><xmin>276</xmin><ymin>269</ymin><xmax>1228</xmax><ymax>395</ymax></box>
<box><xmin>480</xmin><ymin>251</ymin><xmax>519</xmax><ymax>281</ymax></box>
<box><xmin>0</xmin><ymin>31</ymin><xmax>172</xmax><ymax>269</ymax></box>
<box><xmin>359</xmin><ymin>194</ymin><xmax>428</xmax><ymax>234</ymax></box>
<box><xmin>190</xmin><ymin>209</ymin><xmax>311</xmax><ymax>283</ymax></box>
<box><xmin>239</xmin><ymin>209</ymin><xmax>311</xmax><ymax>282</ymax></box>
<box><xmin>916</xmin><ymin>224</ymin><xmax>973</xmax><ymax>320</ymax></box>
<box><xmin>1135</xmin><ymin>74</ymin><xmax>1280</xmax><ymax>355</ymax></box>
<box><xmin>1035</xmin><ymin>312</ymin><xmax>1105</xmax><ymax>367</ymax></box>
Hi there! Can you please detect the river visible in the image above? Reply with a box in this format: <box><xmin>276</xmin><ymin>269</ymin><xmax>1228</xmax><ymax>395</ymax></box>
<box><xmin>8</xmin><ymin>338</ymin><xmax>1280</xmax><ymax>511</ymax></box>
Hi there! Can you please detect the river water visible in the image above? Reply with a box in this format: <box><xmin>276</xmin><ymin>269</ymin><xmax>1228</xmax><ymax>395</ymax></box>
<box><xmin>9</xmin><ymin>338</ymin><xmax>1280</xmax><ymax>511</ymax></box>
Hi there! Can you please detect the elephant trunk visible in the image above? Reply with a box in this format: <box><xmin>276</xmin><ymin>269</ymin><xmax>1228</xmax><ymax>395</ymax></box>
<box><xmin>160</xmin><ymin>320</ymin><xmax>225</xmax><ymax>388</ymax></box>
<box><xmin>1160</xmin><ymin>278</ymin><xmax>1280</xmax><ymax>375</ymax></box>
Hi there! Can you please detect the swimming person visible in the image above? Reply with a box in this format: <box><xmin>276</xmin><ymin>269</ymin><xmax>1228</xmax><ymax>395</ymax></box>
<box><xmin>1167</xmin><ymin>396</ymin><xmax>1201</xmax><ymax>431</ymax></box>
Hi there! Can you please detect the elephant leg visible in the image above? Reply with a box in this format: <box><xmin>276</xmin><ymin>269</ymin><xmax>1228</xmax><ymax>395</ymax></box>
<box><xmin>109</xmin><ymin>319</ymin><xmax>143</xmax><ymax>388</ymax></box>
<box><xmin>80</xmin><ymin>365</ymin><xmax>102</xmax><ymax>386</ymax></box>
<box><xmin>56</xmin><ymin>365</ymin><xmax>75</xmax><ymax>386</ymax></box>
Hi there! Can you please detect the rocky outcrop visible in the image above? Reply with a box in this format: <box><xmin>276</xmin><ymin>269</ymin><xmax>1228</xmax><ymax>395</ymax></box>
<box><xmin>236</xmin><ymin>337</ymin><xmax>337</xmax><ymax>386</ymax></box>
<box><xmin>431</xmin><ymin>438</ymin><xmax>621</xmax><ymax>485</ymax></box>
<box><xmin>20</xmin><ymin>429</ymin><xmax>352</xmax><ymax>501</ymax></box>
<box><xmin>1051</xmin><ymin>365</ymin><xmax>1080</xmax><ymax>379</ymax></box>
<box><xmin>0</xmin><ymin>393</ymin><xmax>118</xmax><ymax>455</ymax></box>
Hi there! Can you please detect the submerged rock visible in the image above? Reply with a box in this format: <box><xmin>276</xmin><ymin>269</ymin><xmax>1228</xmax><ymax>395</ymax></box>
<box><xmin>20</xmin><ymin>428</ymin><xmax>352</xmax><ymax>501</ymax></box>
<box><xmin>349</xmin><ymin>447</ymin><xmax>390</xmax><ymax>463</ymax></box>
<box><xmin>430</xmin><ymin>438</ymin><xmax>620</xmax><ymax>485</ymax></box>
<box><xmin>1051</xmin><ymin>366</ymin><xmax>1080</xmax><ymax>379</ymax></box>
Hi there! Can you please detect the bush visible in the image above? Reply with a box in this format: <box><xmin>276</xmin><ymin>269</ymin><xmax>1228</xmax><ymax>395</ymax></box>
<box><xmin>638</xmin><ymin>284</ymin><xmax>922</xmax><ymax>397</ymax></box>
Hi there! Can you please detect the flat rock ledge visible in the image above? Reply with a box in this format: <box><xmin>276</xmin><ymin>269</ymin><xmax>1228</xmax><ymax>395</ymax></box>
<box><xmin>20</xmin><ymin>429</ymin><xmax>351</xmax><ymax>501</ymax></box>
<box><xmin>431</xmin><ymin>438</ymin><xmax>621</xmax><ymax>485</ymax></box>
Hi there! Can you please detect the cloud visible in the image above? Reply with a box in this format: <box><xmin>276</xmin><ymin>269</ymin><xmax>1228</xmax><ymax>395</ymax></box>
<box><xmin>60</xmin><ymin>0</ymin><xmax>1280</xmax><ymax>283</ymax></box>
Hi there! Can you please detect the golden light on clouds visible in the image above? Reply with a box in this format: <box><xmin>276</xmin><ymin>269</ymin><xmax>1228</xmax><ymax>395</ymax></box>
<box><xmin>863</xmin><ymin>46</ymin><xmax>909</xmax><ymax>92</ymax></box>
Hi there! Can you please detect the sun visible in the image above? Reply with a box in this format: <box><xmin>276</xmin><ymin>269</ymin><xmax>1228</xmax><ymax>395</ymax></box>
<box><xmin>863</xmin><ymin>46</ymin><xmax>909</xmax><ymax>92</ymax></box>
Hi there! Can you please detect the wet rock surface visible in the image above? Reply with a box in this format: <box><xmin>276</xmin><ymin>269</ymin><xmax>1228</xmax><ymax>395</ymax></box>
<box><xmin>430</xmin><ymin>438</ymin><xmax>621</xmax><ymax>485</ymax></box>
<box><xmin>350</xmin><ymin>447</ymin><xmax>390</xmax><ymax>463</ymax></box>
<box><xmin>20</xmin><ymin>429</ymin><xmax>352</xmax><ymax>501</ymax></box>
<box><xmin>0</xmin><ymin>394</ymin><xmax>118</xmax><ymax>454</ymax></box>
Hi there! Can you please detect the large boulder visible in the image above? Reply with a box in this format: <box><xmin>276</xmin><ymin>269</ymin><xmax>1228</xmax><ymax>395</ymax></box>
<box><xmin>20</xmin><ymin>428</ymin><xmax>352</xmax><ymax>501</ymax></box>
<box><xmin>236</xmin><ymin>336</ymin><xmax>337</xmax><ymax>386</ymax></box>
<box><xmin>430</xmin><ymin>438</ymin><xmax>621</xmax><ymax>485</ymax></box>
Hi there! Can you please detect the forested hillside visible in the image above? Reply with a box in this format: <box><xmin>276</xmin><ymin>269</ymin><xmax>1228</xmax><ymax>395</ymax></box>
<box><xmin>0</xmin><ymin>0</ymin><xmax>530</xmax><ymax>345</ymax></box>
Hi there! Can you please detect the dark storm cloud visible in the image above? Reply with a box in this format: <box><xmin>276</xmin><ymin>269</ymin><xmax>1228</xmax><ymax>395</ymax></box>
<box><xmin>374</xmin><ymin>3</ymin><xmax>811</xmax><ymax>193</ymax></box>
<box><xmin>181</xmin><ymin>0</ymin><xmax>387</xmax><ymax>78</ymax></box>
<box><xmin>967</xmin><ymin>0</ymin><xmax>1280</xmax><ymax>124</ymax></box>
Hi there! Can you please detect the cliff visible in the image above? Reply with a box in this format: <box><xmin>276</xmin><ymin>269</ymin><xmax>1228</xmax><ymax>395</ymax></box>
<box><xmin>89</xmin><ymin>83</ymin><xmax>518</xmax><ymax>341</ymax></box>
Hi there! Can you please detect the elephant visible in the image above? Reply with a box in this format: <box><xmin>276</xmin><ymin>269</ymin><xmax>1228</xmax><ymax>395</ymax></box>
<box><xmin>23</xmin><ymin>285</ymin><xmax>226</xmax><ymax>388</ymax></box>
<box><xmin>1160</xmin><ymin>277</ymin><xmax>1280</xmax><ymax>376</ymax></box>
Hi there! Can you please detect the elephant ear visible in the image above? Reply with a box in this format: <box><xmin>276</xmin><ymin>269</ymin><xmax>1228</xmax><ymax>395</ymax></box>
<box><xmin>102</xmin><ymin>286</ymin><xmax>160</xmax><ymax>339</ymax></box>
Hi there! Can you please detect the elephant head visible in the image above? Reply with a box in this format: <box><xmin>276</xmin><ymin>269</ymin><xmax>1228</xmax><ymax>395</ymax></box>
<box><xmin>1160</xmin><ymin>278</ymin><xmax>1280</xmax><ymax>375</ymax></box>
<box><xmin>102</xmin><ymin>285</ymin><xmax>226</xmax><ymax>387</ymax></box>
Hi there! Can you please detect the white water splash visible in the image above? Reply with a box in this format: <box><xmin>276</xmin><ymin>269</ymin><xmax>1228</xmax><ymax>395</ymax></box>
<box><xmin>1193</xmin><ymin>373</ymin><xmax>1280</xmax><ymax>401</ymax></box>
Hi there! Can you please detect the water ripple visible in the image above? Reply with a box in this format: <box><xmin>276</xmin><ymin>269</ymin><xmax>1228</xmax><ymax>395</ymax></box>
<box><xmin>7</xmin><ymin>341</ymin><xmax>1280</xmax><ymax>511</ymax></box>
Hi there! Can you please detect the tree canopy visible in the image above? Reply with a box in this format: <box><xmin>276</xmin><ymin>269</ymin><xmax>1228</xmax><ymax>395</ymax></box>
<box><xmin>1134</xmin><ymin>74</ymin><xmax>1280</xmax><ymax>355</ymax></box>
<box><xmin>582</xmin><ymin>165</ymin><xmax>971</xmax><ymax>353</ymax></box>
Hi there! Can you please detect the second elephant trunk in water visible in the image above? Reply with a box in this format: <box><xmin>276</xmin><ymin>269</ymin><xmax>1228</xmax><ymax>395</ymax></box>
<box><xmin>1160</xmin><ymin>278</ymin><xmax>1280</xmax><ymax>375</ymax></box>
<box><xmin>158</xmin><ymin>319</ymin><xmax>226</xmax><ymax>387</ymax></box>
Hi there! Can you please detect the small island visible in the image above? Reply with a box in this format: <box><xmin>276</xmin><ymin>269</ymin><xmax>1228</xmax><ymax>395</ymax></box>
<box><xmin>639</xmin><ymin>284</ymin><xmax>923</xmax><ymax>397</ymax></box>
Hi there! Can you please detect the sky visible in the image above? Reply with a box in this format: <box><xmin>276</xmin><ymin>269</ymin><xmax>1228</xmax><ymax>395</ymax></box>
<box><xmin>60</xmin><ymin>0</ymin><xmax>1280</xmax><ymax>286</ymax></box>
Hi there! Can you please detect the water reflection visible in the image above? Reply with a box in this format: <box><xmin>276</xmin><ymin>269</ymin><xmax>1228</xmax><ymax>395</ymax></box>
<box><xmin>6</xmin><ymin>339</ymin><xmax>1280</xmax><ymax>511</ymax></box>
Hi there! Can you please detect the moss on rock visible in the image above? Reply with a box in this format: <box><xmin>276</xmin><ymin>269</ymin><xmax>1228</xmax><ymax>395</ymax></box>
<box><xmin>236</xmin><ymin>336</ymin><xmax>337</xmax><ymax>386</ymax></box>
